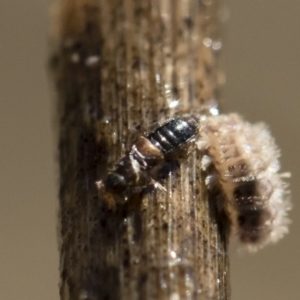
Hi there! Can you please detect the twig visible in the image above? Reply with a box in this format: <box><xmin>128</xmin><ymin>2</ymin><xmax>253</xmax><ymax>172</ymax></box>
<box><xmin>51</xmin><ymin>0</ymin><xmax>230</xmax><ymax>299</ymax></box>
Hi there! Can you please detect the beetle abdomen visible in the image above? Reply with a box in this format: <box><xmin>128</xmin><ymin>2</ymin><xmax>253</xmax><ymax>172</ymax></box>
<box><xmin>147</xmin><ymin>115</ymin><xmax>199</xmax><ymax>157</ymax></box>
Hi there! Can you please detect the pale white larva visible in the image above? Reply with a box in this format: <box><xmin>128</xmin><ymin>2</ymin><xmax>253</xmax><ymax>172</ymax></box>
<box><xmin>199</xmin><ymin>113</ymin><xmax>291</xmax><ymax>251</ymax></box>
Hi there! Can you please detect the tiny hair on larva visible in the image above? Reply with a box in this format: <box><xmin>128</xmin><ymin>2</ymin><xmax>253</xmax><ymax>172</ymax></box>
<box><xmin>199</xmin><ymin>113</ymin><xmax>291</xmax><ymax>251</ymax></box>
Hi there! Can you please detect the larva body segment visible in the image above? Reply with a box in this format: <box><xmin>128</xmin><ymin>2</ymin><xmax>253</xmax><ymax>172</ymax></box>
<box><xmin>201</xmin><ymin>113</ymin><xmax>290</xmax><ymax>250</ymax></box>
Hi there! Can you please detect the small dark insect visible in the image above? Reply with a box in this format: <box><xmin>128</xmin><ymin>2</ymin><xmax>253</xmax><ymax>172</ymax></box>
<box><xmin>96</xmin><ymin>114</ymin><xmax>200</xmax><ymax>204</ymax></box>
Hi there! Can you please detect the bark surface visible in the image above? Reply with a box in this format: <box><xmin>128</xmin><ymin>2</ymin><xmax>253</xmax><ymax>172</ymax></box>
<box><xmin>51</xmin><ymin>0</ymin><xmax>230</xmax><ymax>299</ymax></box>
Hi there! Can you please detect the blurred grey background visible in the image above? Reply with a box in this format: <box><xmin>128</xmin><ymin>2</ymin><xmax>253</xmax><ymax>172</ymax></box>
<box><xmin>0</xmin><ymin>1</ymin><xmax>299</xmax><ymax>299</ymax></box>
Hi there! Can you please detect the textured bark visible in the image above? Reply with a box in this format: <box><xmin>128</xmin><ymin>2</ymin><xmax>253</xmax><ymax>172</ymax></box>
<box><xmin>51</xmin><ymin>0</ymin><xmax>230</xmax><ymax>299</ymax></box>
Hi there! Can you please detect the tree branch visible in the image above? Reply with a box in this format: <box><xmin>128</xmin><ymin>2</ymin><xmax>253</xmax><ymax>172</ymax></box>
<box><xmin>51</xmin><ymin>0</ymin><xmax>230</xmax><ymax>299</ymax></box>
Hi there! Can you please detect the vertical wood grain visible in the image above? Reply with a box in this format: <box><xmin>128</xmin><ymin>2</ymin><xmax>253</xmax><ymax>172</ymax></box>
<box><xmin>51</xmin><ymin>0</ymin><xmax>230</xmax><ymax>299</ymax></box>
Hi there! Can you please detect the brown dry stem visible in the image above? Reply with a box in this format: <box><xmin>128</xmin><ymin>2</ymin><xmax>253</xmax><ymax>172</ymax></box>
<box><xmin>51</xmin><ymin>0</ymin><xmax>230</xmax><ymax>299</ymax></box>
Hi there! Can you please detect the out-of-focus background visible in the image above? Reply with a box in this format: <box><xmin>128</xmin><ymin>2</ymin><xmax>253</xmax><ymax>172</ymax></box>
<box><xmin>223</xmin><ymin>1</ymin><xmax>300</xmax><ymax>299</ymax></box>
<box><xmin>0</xmin><ymin>1</ymin><xmax>299</xmax><ymax>299</ymax></box>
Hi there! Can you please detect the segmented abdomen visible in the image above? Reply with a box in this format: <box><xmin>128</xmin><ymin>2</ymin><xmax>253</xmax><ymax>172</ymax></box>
<box><xmin>147</xmin><ymin>115</ymin><xmax>199</xmax><ymax>157</ymax></box>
